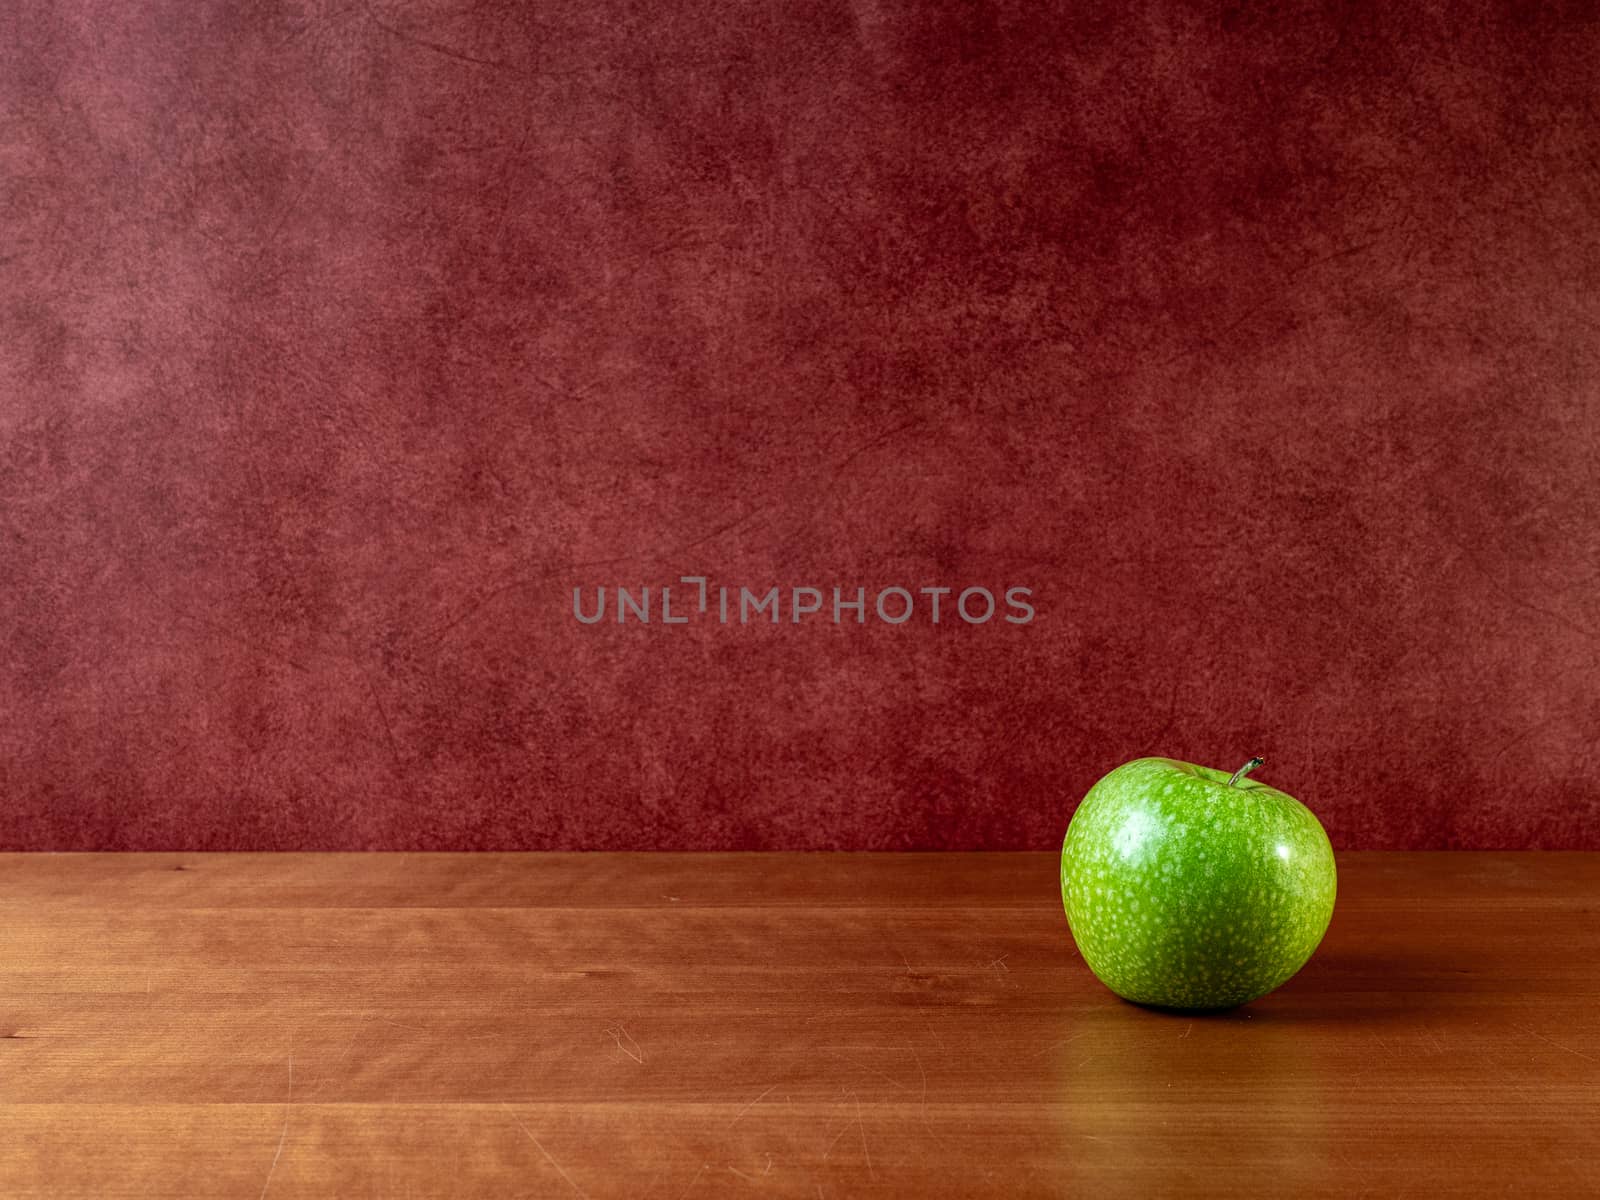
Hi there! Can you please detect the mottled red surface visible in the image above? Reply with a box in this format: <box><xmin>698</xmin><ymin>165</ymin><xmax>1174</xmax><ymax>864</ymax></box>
<box><xmin>3</xmin><ymin>2</ymin><xmax>1597</xmax><ymax>850</ymax></box>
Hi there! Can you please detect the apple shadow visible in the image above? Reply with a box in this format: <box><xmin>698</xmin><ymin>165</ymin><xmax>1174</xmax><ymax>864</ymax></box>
<box><xmin>1116</xmin><ymin>945</ymin><xmax>1493</xmax><ymax>1026</ymax></box>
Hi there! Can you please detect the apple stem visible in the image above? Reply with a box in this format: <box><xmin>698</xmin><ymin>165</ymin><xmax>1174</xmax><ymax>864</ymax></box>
<box><xmin>1227</xmin><ymin>757</ymin><xmax>1265</xmax><ymax>788</ymax></box>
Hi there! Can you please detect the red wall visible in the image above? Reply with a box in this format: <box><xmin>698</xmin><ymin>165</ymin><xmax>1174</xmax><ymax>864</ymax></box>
<box><xmin>3</xmin><ymin>1</ymin><xmax>1597</xmax><ymax>850</ymax></box>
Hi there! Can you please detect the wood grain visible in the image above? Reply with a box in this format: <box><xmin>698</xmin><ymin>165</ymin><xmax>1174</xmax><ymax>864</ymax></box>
<box><xmin>1</xmin><ymin>852</ymin><xmax>1596</xmax><ymax>1197</ymax></box>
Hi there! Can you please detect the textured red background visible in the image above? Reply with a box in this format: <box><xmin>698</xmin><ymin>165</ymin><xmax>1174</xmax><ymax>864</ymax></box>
<box><xmin>3</xmin><ymin>2</ymin><xmax>1597</xmax><ymax>850</ymax></box>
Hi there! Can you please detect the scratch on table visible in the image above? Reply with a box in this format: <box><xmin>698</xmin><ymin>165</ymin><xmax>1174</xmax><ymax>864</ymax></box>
<box><xmin>258</xmin><ymin>1052</ymin><xmax>293</xmax><ymax>1200</ymax></box>
<box><xmin>1515</xmin><ymin>1023</ymin><xmax>1598</xmax><ymax>1063</ymax></box>
<box><xmin>671</xmin><ymin>1164</ymin><xmax>707</xmax><ymax>1199</ymax></box>
<box><xmin>988</xmin><ymin>955</ymin><xmax>1010</xmax><ymax>972</ymax></box>
<box><xmin>821</xmin><ymin>1091</ymin><xmax>860</xmax><ymax>1162</ymax></box>
<box><xmin>501</xmin><ymin>1104</ymin><xmax>591</xmax><ymax>1198</ymax></box>
<box><xmin>815</xmin><ymin>1049</ymin><xmax>911</xmax><ymax>1092</ymax></box>
<box><xmin>822</xmin><ymin>1121</ymin><xmax>850</xmax><ymax>1161</ymax></box>
<box><xmin>1180</xmin><ymin>1023</ymin><xmax>1193</xmax><ymax>1039</ymax></box>
<box><xmin>606</xmin><ymin>1024</ymin><xmax>645</xmax><ymax>1064</ymax></box>
<box><xmin>1335</xmin><ymin>1148</ymin><xmax>1378</xmax><ymax>1194</ymax></box>
<box><xmin>303</xmin><ymin>1014</ymin><xmax>372</xmax><ymax>1102</ymax></box>
<box><xmin>730</xmin><ymin>1083</ymin><xmax>778</xmax><ymax>1124</ymax></box>
<box><xmin>853</xmin><ymin>1091</ymin><xmax>874</xmax><ymax>1180</ymax></box>
<box><xmin>728</xmin><ymin>1166</ymin><xmax>756</xmax><ymax>1183</ymax></box>
<box><xmin>1029</xmin><ymin>1031</ymin><xmax>1087</xmax><ymax>1059</ymax></box>
<box><xmin>889</xmin><ymin>941</ymin><xmax>949</xmax><ymax>1052</ymax></box>
<box><xmin>376</xmin><ymin>1015</ymin><xmax>431</xmax><ymax>1033</ymax></box>
<box><xmin>913</xmin><ymin>1048</ymin><xmax>928</xmax><ymax>1125</ymax></box>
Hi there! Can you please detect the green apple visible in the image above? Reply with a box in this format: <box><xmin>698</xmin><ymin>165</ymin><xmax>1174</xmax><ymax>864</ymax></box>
<box><xmin>1060</xmin><ymin>756</ymin><xmax>1336</xmax><ymax>1010</ymax></box>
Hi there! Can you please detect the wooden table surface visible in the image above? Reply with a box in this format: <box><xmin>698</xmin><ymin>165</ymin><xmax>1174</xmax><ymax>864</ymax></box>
<box><xmin>1</xmin><ymin>852</ymin><xmax>1596</xmax><ymax>1198</ymax></box>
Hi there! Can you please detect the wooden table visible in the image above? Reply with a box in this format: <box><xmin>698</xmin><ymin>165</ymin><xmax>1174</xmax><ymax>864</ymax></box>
<box><xmin>1</xmin><ymin>853</ymin><xmax>1595</xmax><ymax>1197</ymax></box>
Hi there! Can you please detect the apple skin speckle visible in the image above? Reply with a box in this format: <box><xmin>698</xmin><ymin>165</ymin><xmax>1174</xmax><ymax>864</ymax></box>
<box><xmin>1061</xmin><ymin>757</ymin><xmax>1337</xmax><ymax>1011</ymax></box>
